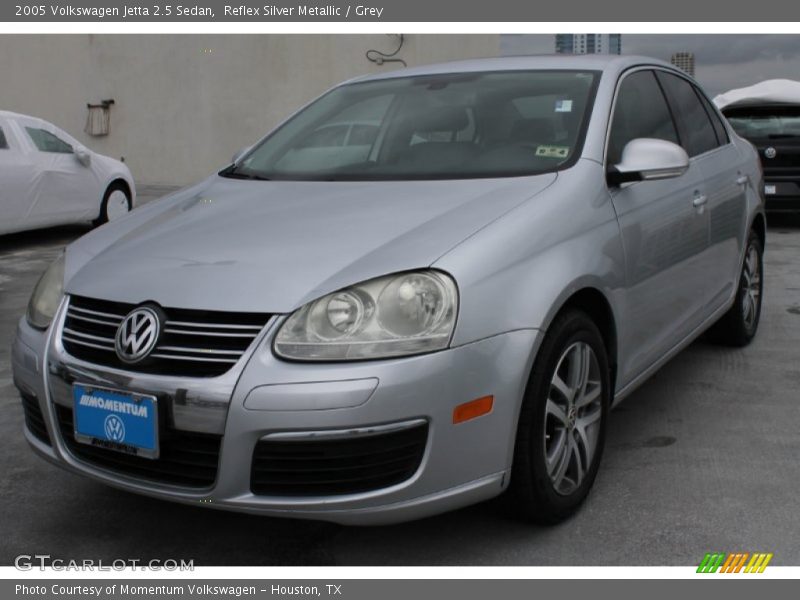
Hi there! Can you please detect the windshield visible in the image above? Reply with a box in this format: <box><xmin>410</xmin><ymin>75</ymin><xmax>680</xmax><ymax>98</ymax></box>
<box><xmin>224</xmin><ymin>70</ymin><xmax>599</xmax><ymax>181</ymax></box>
<box><xmin>725</xmin><ymin>105</ymin><xmax>800</xmax><ymax>140</ymax></box>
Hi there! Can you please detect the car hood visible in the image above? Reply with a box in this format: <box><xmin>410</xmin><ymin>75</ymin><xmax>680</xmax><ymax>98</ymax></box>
<box><xmin>66</xmin><ymin>174</ymin><xmax>556</xmax><ymax>313</ymax></box>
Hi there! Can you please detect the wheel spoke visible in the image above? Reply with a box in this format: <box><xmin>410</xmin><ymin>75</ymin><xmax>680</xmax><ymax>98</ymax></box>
<box><xmin>550</xmin><ymin>373</ymin><xmax>573</xmax><ymax>403</ymax></box>
<box><xmin>576</xmin><ymin>406</ymin><xmax>602</xmax><ymax>431</ymax></box>
<box><xmin>566</xmin><ymin>344</ymin><xmax>586</xmax><ymax>392</ymax></box>
<box><xmin>546</xmin><ymin>398</ymin><xmax>569</xmax><ymax>426</ymax></box>
<box><xmin>546</xmin><ymin>431</ymin><xmax>567</xmax><ymax>477</ymax></box>
<box><xmin>575</xmin><ymin>381</ymin><xmax>601</xmax><ymax>408</ymax></box>
<box><xmin>550</xmin><ymin>436</ymin><xmax>572</xmax><ymax>488</ymax></box>
<box><xmin>571</xmin><ymin>433</ymin><xmax>585</xmax><ymax>485</ymax></box>
<box><xmin>746</xmin><ymin>249</ymin><xmax>757</xmax><ymax>276</ymax></box>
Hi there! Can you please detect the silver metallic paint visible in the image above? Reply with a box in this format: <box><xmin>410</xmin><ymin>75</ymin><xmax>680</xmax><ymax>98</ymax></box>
<box><xmin>12</xmin><ymin>55</ymin><xmax>765</xmax><ymax>523</ymax></box>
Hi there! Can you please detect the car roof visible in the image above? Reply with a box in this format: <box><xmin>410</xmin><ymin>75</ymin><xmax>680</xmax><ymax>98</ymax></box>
<box><xmin>0</xmin><ymin>110</ymin><xmax>52</xmax><ymax>127</ymax></box>
<box><xmin>346</xmin><ymin>54</ymin><xmax>679</xmax><ymax>84</ymax></box>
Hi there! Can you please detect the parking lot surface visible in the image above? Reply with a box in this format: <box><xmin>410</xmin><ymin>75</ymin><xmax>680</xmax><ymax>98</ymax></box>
<box><xmin>1</xmin><ymin>198</ymin><xmax>798</xmax><ymax>566</ymax></box>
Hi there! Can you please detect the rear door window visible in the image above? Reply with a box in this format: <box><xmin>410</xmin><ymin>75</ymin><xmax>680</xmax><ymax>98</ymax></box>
<box><xmin>697</xmin><ymin>91</ymin><xmax>729</xmax><ymax>146</ymax></box>
<box><xmin>657</xmin><ymin>72</ymin><xmax>719</xmax><ymax>157</ymax></box>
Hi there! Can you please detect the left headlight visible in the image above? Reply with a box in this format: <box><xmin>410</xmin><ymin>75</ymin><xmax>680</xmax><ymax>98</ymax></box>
<box><xmin>274</xmin><ymin>270</ymin><xmax>458</xmax><ymax>361</ymax></box>
<box><xmin>26</xmin><ymin>254</ymin><xmax>65</xmax><ymax>330</ymax></box>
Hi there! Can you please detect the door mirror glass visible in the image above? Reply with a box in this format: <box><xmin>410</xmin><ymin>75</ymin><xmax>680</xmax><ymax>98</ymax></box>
<box><xmin>608</xmin><ymin>138</ymin><xmax>689</xmax><ymax>186</ymax></box>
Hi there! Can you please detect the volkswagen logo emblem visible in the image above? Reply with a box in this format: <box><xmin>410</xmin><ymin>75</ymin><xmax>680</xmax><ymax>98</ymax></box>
<box><xmin>115</xmin><ymin>306</ymin><xmax>161</xmax><ymax>363</ymax></box>
<box><xmin>764</xmin><ymin>147</ymin><xmax>777</xmax><ymax>159</ymax></box>
<box><xmin>104</xmin><ymin>414</ymin><xmax>126</xmax><ymax>442</ymax></box>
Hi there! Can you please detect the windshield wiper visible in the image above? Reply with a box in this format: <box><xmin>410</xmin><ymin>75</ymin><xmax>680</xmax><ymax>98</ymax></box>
<box><xmin>219</xmin><ymin>166</ymin><xmax>271</xmax><ymax>181</ymax></box>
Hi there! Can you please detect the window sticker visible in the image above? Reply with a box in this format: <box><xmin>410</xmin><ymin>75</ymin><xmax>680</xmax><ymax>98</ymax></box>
<box><xmin>535</xmin><ymin>145</ymin><xmax>570</xmax><ymax>158</ymax></box>
<box><xmin>555</xmin><ymin>99</ymin><xmax>573</xmax><ymax>113</ymax></box>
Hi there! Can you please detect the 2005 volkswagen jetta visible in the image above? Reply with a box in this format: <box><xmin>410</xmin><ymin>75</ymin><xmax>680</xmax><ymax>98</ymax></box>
<box><xmin>13</xmin><ymin>55</ymin><xmax>765</xmax><ymax>524</ymax></box>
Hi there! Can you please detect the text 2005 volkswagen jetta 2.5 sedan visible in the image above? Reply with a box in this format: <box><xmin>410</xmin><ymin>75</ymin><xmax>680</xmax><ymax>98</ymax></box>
<box><xmin>13</xmin><ymin>55</ymin><xmax>765</xmax><ymax>524</ymax></box>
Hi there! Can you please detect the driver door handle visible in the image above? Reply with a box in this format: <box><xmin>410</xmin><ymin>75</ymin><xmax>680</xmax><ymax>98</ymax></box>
<box><xmin>692</xmin><ymin>194</ymin><xmax>708</xmax><ymax>208</ymax></box>
<box><xmin>736</xmin><ymin>175</ymin><xmax>749</xmax><ymax>186</ymax></box>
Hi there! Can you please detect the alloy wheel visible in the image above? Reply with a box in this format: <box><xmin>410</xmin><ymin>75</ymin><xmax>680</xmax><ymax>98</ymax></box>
<box><xmin>741</xmin><ymin>242</ymin><xmax>761</xmax><ymax>329</ymax></box>
<box><xmin>544</xmin><ymin>341</ymin><xmax>603</xmax><ymax>496</ymax></box>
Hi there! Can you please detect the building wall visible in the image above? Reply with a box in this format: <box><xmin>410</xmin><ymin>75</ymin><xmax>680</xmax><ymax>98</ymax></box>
<box><xmin>0</xmin><ymin>35</ymin><xmax>501</xmax><ymax>185</ymax></box>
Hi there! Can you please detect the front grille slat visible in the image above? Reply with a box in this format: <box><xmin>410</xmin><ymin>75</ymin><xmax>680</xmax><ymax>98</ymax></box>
<box><xmin>162</xmin><ymin>329</ymin><xmax>259</xmax><ymax>338</ymax></box>
<box><xmin>156</xmin><ymin>345</ymin><xmax>244</xmax><ymax>356</ymax></box>
<box><xmin>61</xmin><ymin>335</ymin><xmax>116</xmax><ymax>352</ymax></box>
<box><xmin>150</xmin><ymin>353</ymin><xmax>239</xmax><ymax>364</ymax></box>
<box><xmin>68</xmin><ymin>305</ymin><xmax>125</xmax><ymax>322</ymax></box>
<box><xmin>63</xmin><ymin>327</ymin><xmax>116</xmax><ymax>344</ymax></box>
<box><xmin>56</xmin><ymin>405</ymin><xmax>221</xmax><ymax>488</ymax></box>
<box><xmin>61</xmin><ymin>295</ymin><xmax>272</xmax><ymax>378</ymax></box>
<box><xmin>65</xmin><ymin>312</ymin><xmax>121</xmax><ymax>328</ymax></box>
<box><xmin>165</xmin><ymin>320</ymin><xmax>264</xmax><ymax>331</ymax></box>
<box><xmin>251</xmin><ymin>423</ymin><xmax>428</xmax><ymax>497</ymax></box>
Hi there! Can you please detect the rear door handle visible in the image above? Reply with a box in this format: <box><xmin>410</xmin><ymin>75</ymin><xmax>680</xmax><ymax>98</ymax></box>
<box><xmin>692</xmin><ymin>194</ymin><xmax>708</xmax><ymax>207</ymax></box>
<box><xmin>736</xmin><ymin>175</ymin><xmax>748</xmax><ymax>186</ymax></box>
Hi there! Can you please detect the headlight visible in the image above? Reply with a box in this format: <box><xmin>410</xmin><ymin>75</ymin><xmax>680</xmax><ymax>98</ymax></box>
<box><xmin>26</xmin><ymin>254</ymin><xmax>65</xmax><ymax>330</ymax></box>
<box><xmin>274</xmin><ymin>270</ymin><xmax>458</xmax><ymax>361</ymax></box>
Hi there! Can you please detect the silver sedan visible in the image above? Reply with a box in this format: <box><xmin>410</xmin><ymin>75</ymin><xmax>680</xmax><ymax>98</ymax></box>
<box><xmin>12</xmin><ymin>55</ymin><xmax>765</xmax><ymax>524</ymax></box>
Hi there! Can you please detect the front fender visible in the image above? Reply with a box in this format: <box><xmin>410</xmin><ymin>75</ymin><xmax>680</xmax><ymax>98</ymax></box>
<box><xmin>435</xmin><ymin>160</ymin><xmax>626</xmax><ymax>347</ymax></box>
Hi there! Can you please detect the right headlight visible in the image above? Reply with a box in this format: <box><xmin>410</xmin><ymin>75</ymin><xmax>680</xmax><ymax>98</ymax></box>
<box><xmin>274</xmin><ymin>270</ymin><xmax>458</xmax><ymax>361</ymax></box>
<box><xmin>26</xmin><ymin>253</ymin><xmax>65</xmax><ymax>330</ymax></box>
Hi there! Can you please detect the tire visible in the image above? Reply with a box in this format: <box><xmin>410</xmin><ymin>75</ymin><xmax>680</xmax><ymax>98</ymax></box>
<box><xmin>507</xmin><ymin>309</ymin><xmax>611</xmax><ymax>524</ymax></box>
<box><xmin>95</xmin><ymin>182</ymin><xmax>131</xmax><ymax>226</ymax></box>
<box><xmin>707</xmin><ymin>230</ymin><xmax>763</xmax><ymax>347</ymax></box>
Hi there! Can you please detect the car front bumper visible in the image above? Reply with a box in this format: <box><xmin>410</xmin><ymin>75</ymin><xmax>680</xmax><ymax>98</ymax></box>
<box><xmin>12</xmin><ymin>299</ymin><xmax>540</xmax><ymax>525</ymax></box>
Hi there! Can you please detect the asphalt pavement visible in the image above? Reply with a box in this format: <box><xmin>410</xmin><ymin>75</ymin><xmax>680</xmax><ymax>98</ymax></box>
<box><xmin>1</xmin><ymin>197</ymin><xmax>798</xmax><ymax>566</ymax></box>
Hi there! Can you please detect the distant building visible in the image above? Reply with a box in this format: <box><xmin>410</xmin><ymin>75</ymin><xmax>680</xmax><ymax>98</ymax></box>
<box><xmin>671</xmin><ymin>52</ymin><xmax>696</xmax><ymax>77</ymax></box>
<box><xmin>555</xmin><ymin>34</ymin><xmax>621</xmax><ymax>55</ymax></box>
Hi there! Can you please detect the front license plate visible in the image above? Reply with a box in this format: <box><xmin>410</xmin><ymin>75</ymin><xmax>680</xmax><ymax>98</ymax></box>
<box><xmin>765</xmin><ymin>184</ymin><xmax>777</xmax><ymax>195</ymax></box>
<box><xmin>72</xmin><ymin>384</ymin><xmax>159</xmax><ymax>459</ymax></box>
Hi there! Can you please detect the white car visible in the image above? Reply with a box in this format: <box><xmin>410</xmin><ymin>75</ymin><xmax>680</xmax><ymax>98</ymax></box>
<box><xmin>0</xmin><ymin>111</ymin><xmax>136</xmax><ymax>236</ymax></box>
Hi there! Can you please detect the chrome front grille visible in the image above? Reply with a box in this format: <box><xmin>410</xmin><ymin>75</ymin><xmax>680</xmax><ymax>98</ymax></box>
<box><xmin>61</xmin><ymin>295</ymin><xmax>272</xmax><ymax>377</ymax></box>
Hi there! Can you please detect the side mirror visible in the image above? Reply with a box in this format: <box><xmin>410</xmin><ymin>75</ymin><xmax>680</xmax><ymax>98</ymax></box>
<box><xmin>607</xmin><ymin>138</ymin><xmax>689</xmax><ymax>186</ymax></box>
<box><xmin>231</xmin><ymin>146</ymin><xmax>251</xmax><ymax>164</ymax></box>
<box><xmin>74</xmin><ymin>147</ymin><xmax>92</xmax><ymax>167</ymax></box>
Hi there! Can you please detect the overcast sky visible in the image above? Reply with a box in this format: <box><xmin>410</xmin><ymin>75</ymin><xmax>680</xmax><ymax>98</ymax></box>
<box><xmin>499</xmin><ymin>34</ymin><xmax>800</xmax><ymax>96</ymax></box>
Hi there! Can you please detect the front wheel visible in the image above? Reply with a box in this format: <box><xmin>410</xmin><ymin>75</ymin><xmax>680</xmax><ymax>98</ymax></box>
<box><xmin>508</xmin><ymin>310</ymin><xmax>610</xmax><ymax>524</ymax></box>
<box><xmin>95</xmin><ymin>183</ymin><xmax>131</xmax><ymax>226</ymax></box>
<box><xmin>707</xmin><ymin>230</ymin><xmax>763</xmax><ymax>347</ymax></box>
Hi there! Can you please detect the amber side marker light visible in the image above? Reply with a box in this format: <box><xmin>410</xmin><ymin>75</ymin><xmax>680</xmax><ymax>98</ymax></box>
<box><xmin>453</xmin><ymin>395</ymin><xmax>494</xmax><ymax>424</ymax></box>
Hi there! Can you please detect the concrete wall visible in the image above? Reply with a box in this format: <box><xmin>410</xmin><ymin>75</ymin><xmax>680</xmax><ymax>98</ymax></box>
<box><xmin>0</xmin><ymin>35</ymin><xmax>501</xmax><ymax>186</ymax></box>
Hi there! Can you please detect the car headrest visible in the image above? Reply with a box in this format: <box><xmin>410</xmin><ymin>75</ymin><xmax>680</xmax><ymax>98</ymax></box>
<box><xmin>410</xmin><ymin>106</ymin><xmax>470</xmax><ymax>133</ymax></box>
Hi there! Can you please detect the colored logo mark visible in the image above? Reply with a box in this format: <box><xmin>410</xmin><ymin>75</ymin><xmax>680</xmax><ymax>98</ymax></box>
<box><xmin>697</xmin><ymin>552</ymin><xmax>773</xmax><ymax>573</ymax></box>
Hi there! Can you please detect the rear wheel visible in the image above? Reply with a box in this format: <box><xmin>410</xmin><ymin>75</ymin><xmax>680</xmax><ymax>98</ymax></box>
<box><xmin>508</xmin><ymin>310</ymin><xmax>610</xmax><ymax>523</ymax></box>
<box><xmin>95</xmin><ymin>183</ymin><xmax>131</xmax><ymax>226</ymax></box>
<box><xmin>707</xmin><ymin>230</ymin><xmax>763</xmax><ymax>346</ymax></box>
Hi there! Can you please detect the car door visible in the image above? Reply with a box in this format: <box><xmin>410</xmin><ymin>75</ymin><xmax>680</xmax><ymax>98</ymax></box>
<box><xmin>606</xmin><ymin>69</ymin><xmax>711</xmax><ymax>385</ymax></box>
<box><xmin>659</xmin><ymin>74</ymin><xmax>748</xmax><ymax>312</ymax></box>
<box><xmin>20</xmin><ymin>120</ymin><xmax>101</xmax><ymax>224</ymax></box>
<box><xmin>0</xmin><ymin>119</ymin><xmax>38</xmax><ymax>235</ymax></box>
